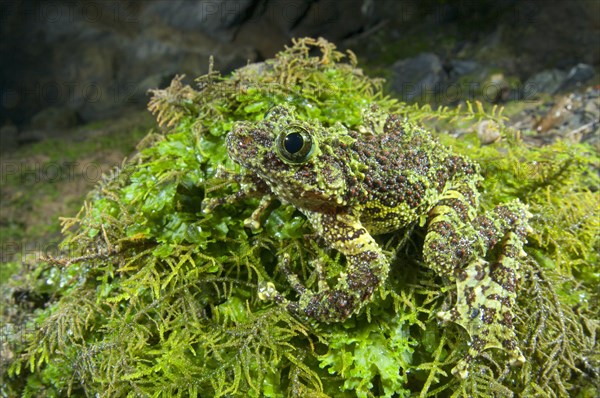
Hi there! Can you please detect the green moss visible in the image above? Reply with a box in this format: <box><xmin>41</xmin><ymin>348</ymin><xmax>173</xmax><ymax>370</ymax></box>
<box><xmin>2</xmin><ymin>38</ymin><xmax>598</xmax><ymax>397</ymax></box>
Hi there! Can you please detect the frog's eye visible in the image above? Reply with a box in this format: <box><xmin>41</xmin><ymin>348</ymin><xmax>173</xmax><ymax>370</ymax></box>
<box><xmin>276</xmin><ymin>126</ymin><xmax>315</xmax><ymax>163</ymax></box>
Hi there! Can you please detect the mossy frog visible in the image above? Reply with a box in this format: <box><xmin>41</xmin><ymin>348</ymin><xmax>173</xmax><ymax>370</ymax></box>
<box><xmin>205</xmin><ymin>104</ymin><xmax>531</xmax><ymax>377</ymax></box>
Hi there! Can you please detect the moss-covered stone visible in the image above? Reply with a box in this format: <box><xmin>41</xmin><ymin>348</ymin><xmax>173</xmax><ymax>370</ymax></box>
<box><xmin>2</xmin><ymin>38</ymin><xmax>598</xmax><ymax>398</ymax></box>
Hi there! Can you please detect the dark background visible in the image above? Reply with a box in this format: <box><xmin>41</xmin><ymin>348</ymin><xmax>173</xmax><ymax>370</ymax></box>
<box><xmin>1</xmin><ymin>0</ymin><xmax>598</xmax><ymax>145</ymax></box>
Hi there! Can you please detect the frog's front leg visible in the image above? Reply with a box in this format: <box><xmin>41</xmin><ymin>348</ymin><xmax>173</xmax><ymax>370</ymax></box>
<box><xmin>202</xmin><ymin>171</ymin><xmax>272</xmax><ymax>227</ymax></box>
<box><xmin>424</xmin><ymin>181</ymin><xmax>530</xmax><ymax>378</ymax></box>
<box><xmin>285</xmin><ymin>210</ymin><xmax>389</xmax><ymax>322</ymax></box>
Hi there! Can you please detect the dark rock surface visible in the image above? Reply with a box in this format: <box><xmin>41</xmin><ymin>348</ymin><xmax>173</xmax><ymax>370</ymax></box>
<box><xmin>0</xmin><ymin>0</ymin><xmax>598</xmax><ymax>149</ymax></box>
<box><xmin>558</xmin><ymin>63</ymin><xmax>596</xmax><ymax>92</ymax></box>
<box><xmin>524</xmin><ymin>64</ymin><xmax>596</xmax><ymax>97</ymax></box>
<box><xmin>510</xmin><ymin>87</ymin><xmax>600</xmax><ymax>148</ymax></box>
<box><xmin>390</xmin><ymin>53</ymin><xmax>444</xmax><ymax>102</ymax></box>
<box><xmin>524</xmin><ymin>69</ymin><xmax>568</xmax><ymax>96</ymax></box>
<box><xmin>31</xmin><ymin>106</ymin><xmax>78</xmax><ymax>130</ymax></box>
<box><xmin>0</xmin><ymin>0</ymin><xmax>380</xmax><ymax>129</ymax></box>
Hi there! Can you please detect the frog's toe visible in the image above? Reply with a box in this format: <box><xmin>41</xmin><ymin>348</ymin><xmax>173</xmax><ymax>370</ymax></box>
<box><xmin>257</xmin><ymin>281</ymin><xmax>279</xmax><ymax>301</ymax></box>
<box><xmin>451</xmin><ymin>360</ymin><xmax>471</xmax><ymax>379</ymax></box>
<box><xmin>436</xmin><ymin>308</ymin><xmax>458</xmax><ymax>323</ymax></box>
<box><xmin>443</xmin><ymin>257</ymin><xmax>525</xmax><ymax>377</ymax></box>
<box><xmin>201</xmin><ymin>197</ymin><xmax>221</xmax><ymax>214</ymax></box>
<box><xmin>509</xmin><ymin>349</ymin><xmax>526</xmax><ymax>367</ymax></box>
<box><xmin>302</xmin><ymin>290</ymin><xmax>357</xmax><ymax>322</ymax></box>
<box><xmin>243</xmin><ymin>217</ymin><xmax>261</xmax><ymax>230</ymax></box>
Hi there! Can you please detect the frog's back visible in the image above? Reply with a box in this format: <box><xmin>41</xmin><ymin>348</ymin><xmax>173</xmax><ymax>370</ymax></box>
<box><xmin>345</xmin><ymin>116</ymin><xmax>478</xmax><ymax>234</ymax></box>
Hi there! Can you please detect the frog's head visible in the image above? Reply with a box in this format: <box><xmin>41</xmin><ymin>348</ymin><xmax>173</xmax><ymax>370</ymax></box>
<box><xmin>227</xmin><ymin>105</ymin><xmax>349</xmax><ymax>209</ymax></box>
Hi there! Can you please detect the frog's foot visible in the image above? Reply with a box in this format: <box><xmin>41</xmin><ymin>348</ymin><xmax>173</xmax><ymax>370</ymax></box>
<box><xmin>264</xmin><ymin>211</ymin><xmax>390</xmax><ymax>323</ymax></box>
<box><xmin>257</xmin><ymin>254</ymin><xmax>331</xmax><ymax>312</ymax></box>
<box><xmin>257</xmin><ymin>280</ymin><xmax>286</xmax><ymax>304</ymax></box>
<box><xmin>202</xmin><ymin>171</ymin><xmax>271</xmax><ymax>215</ymax></box>
<box><xmin>243</xmin><ymin>195</ymin><xmax>275</xmax><ymax>230</ymax></box>
<box><xmin>437</xmin><ymin>231</ymin><xmax>528</xmax><ymax>378</ymax></box>
<box><xmin>261</xmin><ymin>251</ymin><xmax>379</xmax><ymax>322</ymax></box>
<box><xmin>295</xmin><ymin>254</ymin><xmax>385</xmax><ymax>322</ymax></box>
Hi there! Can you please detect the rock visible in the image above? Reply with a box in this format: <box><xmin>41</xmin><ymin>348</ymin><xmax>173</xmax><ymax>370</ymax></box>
<box><xmin>141</xmin><ymin>0</ymin><xmax>255</xmax><ymax>42</ymax></box>
<box><xmin>523</xmin><ymin>69</ymin><xmax>567</xmax><ymax>96</ymax></box>
<box><xmin>30</xmin><ymin>107</ymin><xmax>78</xmax><ymax>130</ymax></box>
<box><xmin>390</xmin><ymin>53</ymin><xmax>444</xmax><ymax>102</ymax></box>
<box><xmin>583</xmin><ymin>93</ymin><xmax>599</xmax><ymax>117</ymax></box>
<box><xmin>291</xmin><ymin>0</ymin><xmax>371</xmax><ymax>41</ymax></box>
<box><xmin>134</xmin><ymin>73</ymin><xmax>178</xmax><ymax>104</ymax></box>
<box><xmin>557</xmin><ymin>64</ymin><xmax>595</xmax><ymax>92</ymax></box>
<box><xmin>0</xmin><ymin>123</ymin><xmax>19</xmax><ymax>152</ymax></box>
<box><xmin>448</xmin><ymin>60</ymin><xmax>481</xmax><ymax>78</ymax></box>
<box><xmin>16</xmin><ymin>129</ymin><xmax>47</xmax><ymax>145</ymax></box>
<box><xmin>483</xmin><ymin>73</ymin><xmax>511</xmax><ymax>103</ymax></box>
<box><xmin>509</xmin><ymin>87</ymin><xmax>600</xmax><ymax>147</ymax></box>
<box><xmin>476</xmin><ymin>120</ymin><xmax>501</xmax><ymax>145</ymax></box>
<box><xmin>2</xmin><ymin>1</ymin><xmax>597</xmax><ymax>132</ymax></box>
<box><xmin>1</xmin><ymin>1</ymin><xmax>260</xmax><ymax>127</ymax></box>
<box><xmin>263</xmin><ymin>0</ymin><xmax>312</xmax><ymax>33</ymax></box>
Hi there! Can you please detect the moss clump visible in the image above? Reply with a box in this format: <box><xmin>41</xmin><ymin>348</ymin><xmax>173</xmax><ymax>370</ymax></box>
<box><xmin>2</xmin><ymin>38</ymin><xmax>598</xmax><ymax>397</ymax></box>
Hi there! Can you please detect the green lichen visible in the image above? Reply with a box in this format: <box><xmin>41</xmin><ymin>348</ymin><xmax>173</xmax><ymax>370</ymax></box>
<box><xmin>2</xmin><ymin>37</ymin><xmax>598</xmax><ymax>397</ymax></box>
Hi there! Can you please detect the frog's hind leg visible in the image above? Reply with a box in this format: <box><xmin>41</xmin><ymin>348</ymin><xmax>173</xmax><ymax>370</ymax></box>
<box><xmin>440</xmin><ymin>226</ymin><xmax>528</xmax><ymax>378</ymax></box>
<box><xmin>424</xmin><ymin>180</ymin><xmax>531</xmax><ymax>378</ymax></box>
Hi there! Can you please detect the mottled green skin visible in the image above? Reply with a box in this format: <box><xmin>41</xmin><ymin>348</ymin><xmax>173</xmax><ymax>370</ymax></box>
<box><xmin>216</xmin><ymin>104</ymin><xmax>531</xmax><ymax>377</ymax></box>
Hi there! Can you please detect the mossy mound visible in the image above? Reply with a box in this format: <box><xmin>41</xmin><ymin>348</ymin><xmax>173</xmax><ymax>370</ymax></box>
<box><xmin>3</xmin><ymin>38</ymin><xmax>598</xmax><ymax>397</ymax></box>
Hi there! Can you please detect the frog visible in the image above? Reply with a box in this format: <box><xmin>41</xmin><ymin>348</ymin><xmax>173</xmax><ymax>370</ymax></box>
<box><xmin>203</xmin><ymin>104</ymin><xmax>532</xmax><ymax>378</ymax></box>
